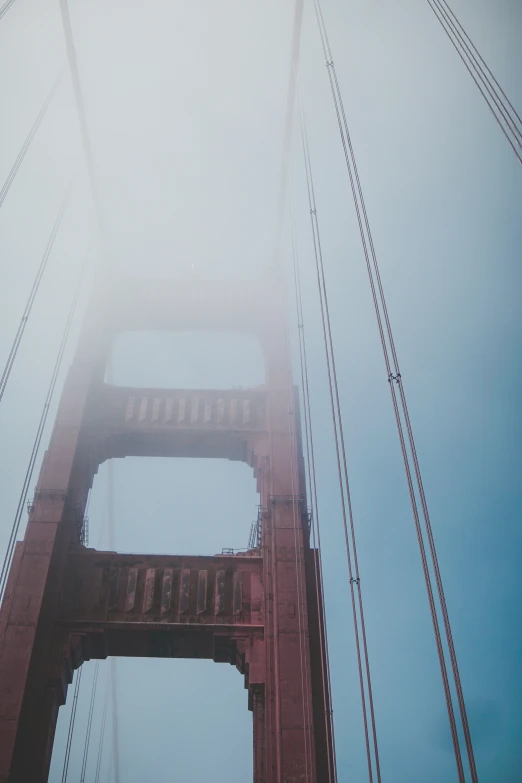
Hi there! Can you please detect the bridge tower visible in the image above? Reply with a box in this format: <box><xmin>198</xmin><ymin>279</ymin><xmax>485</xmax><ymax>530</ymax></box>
<box><xmin>0</xmin><ymin>269</ymin><xmax>334</xmax><ymax>782</ymax></box>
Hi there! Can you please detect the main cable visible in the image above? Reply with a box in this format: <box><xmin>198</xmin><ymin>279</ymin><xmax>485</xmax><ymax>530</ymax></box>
<box><xmin>0</xmin><ymin>246</ymin><xmax>86</xmax><ymax>600</ymax></box>
<box><xmin>0</xmin><ymin>177</ymin><xmax>76</xmax><ymax>405</ymax></box>
<box><xmin>311</xmin><ymin>1</ymin><xmax>478</xmax><ymax>780</ymax></box>
<box><xmin>272</xmin><ymin>0</ymin><xmax>304</xmax><ymax>266</ymax></box>
<box><xmin>0</xmin><ymin>69</ymin><xmax>65</xmax><ymax>210</ymax></box>
<box><xmin>59</xmin><ymin>0</ymin><xmax>111</xmax><ymax>256</ymax></box>
<box><xmin>426</xmin><ymin>0</ymin><xmax>522</xmax><ymax>164</ymax></box>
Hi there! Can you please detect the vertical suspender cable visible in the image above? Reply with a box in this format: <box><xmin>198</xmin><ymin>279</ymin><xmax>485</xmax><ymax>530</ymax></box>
<box><xmin>61</xmin><ymin>667</ymin><xmax>83</xmax><ymax>783</ymax></box>
<box><xmin>106</xmin><ymin>361</ymin><xmax>121</xmax><ymax>783</ymax></box>
<box><xmin>281</xmin><ymin>203</ymin><xmax>317</xmax><ymax>779</ymax></box>
<box><xmin>58</xmin><ymin>4</ymin><xmax>120</xmax><ymax>777</ymax></box>
<box><xmin>310</xmin><ymin>1</ymin><xmax>478</xmax><ymax>780</ymax></box>
<box><xmin>265</xmin><ymin>7</ymin><xmax>306</xmax><ymax>776</ymax></box>
<box><xmin>289</xmin><ymin>187</ymin><xmax>338</xmax><ymax>783</ymax></box>
<box><xmin>298</xmin><ymin>98</ymin><xmax>381</xmax><ymax>783</ymax></box>
<box><xmin>72</xmin><ymin>458</ymin><xmax>114</xmax><ymax>781</ymax></box>
<box><xmin>79</xmin><ymin>660</ymin><xmax>100</xmax><ymax>782</ymax></box>
<box><xmin>61</xmin><ymin>488</ymin><xmax>92</xmax><ymax>781</ymax></box>
<box><xmin>0</xmin><ymin>178</ymin><xmax>76</xmax><ymax>405</ymax></box>
<box><xmin>285</xmin><ymin>355</ymin><xmax>313</xmax><ymax>783</ymax></box>
<box><xmin>94</xmin><ymin>673</ymin><xmax>111</xmax><ymax>783</ymax></box>
<box><xmin>312</xmin><ymin>1</ymin><xmax>465</xmax><ymax>777</ymax></box>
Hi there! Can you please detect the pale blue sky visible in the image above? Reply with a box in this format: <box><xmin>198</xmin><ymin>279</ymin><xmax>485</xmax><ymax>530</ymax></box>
<box><xmin>0</xmin><ymin>1</ymin><xmax>521</xmax><ymax>781</ymax></box>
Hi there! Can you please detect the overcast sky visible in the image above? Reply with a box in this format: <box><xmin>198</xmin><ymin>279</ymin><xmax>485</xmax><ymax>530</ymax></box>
<box><xmin>0</xmin><ymin>0</ymin><xmax>521</xmax><ymax>781</ymax></box>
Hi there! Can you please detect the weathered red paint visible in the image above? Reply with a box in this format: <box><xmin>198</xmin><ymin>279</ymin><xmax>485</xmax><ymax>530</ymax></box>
<box><xmin>0</xmin><ymin>273</ymin><xmax>334</xmax><ymax>782</ymax></box>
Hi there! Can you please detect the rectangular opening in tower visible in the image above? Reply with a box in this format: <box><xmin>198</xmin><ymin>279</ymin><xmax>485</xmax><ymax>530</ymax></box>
<box><xmin>48</xmin><ymin>658</ymin><xmax>252</xmax><ymax>781</ymax></box>
<box><xmin>106</xmin><ymin>331</ymin><xmax>265</xmax><ymax>390</ymax></box>
<box><xmin>89</xmin><ymin>457</ymin><xmax>260</xmax><ymax>556</ymax></box>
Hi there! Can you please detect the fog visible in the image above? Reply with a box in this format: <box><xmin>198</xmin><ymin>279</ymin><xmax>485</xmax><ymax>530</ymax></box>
<box><xmin>0</xmin><ymin>0</ymin><xmax>521</xmax><ymax>781</ymax></box>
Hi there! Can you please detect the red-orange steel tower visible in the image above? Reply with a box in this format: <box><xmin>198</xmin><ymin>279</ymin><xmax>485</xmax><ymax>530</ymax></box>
<box><xmin>0</xmin><ymin>269</ymin><xmax>334</xmax><ymax>782</ymax></box>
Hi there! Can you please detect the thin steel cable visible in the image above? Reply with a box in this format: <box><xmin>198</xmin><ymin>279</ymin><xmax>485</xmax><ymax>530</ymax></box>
<box><xmin>80</xmin><ymin>660</ymin><xmax>100</xmax><ymax>782</ymax></box>
<box><xmin>106</xmin><ymin>361</ymin><xmax>121</xmax><ymax>783</ymax></box>
<box><xmin>286</xmin><ymin>373</ymin><xmax>314</xmax><ymax>783</ymax></box>
<box><xmin>263</xmin><ymin>7</ymin><xmax>305</xmax><ymax>766</ymax></box>
<box><xmin>61</xmin><ymin>667</ymin><xmax>83</xmax><ymax>783</ymax></box>
<box><xmin>311</xmin><ymin>1</ymin><xmax>478</xmax><ymax>779</ymax></box>
<box><xmin>312</xmin><ymin>2</ymin><xmax>465</xmax><ymax>776</ymax></box>
<box><xmin>290</xmin><ymin>188</ymin><xmax>338</xmax><ymax>783</ymax></box>
<box><xmin>426</xmin><ymin>0</ymin><xmax>522</xmax><ymax>165</ymax></box>
<box><xmin>279</xmin><ymin>188</ymin><xmax>316</xmax><ymax>776</ymax></box>
<box><xmin>94</xmin><ymin>673</ymin><xmax>111</xmax><ymax>783</ymax></box>
<box><xmin>272</xmin><ymin>0</ymin><xmax>304</xmax><ymax>266</ymax></box>
<box><xmin>319</xmin><ymin>7</ymin><xmax>478</xmax><ymax>778</ymax></box>
<box><xmin>438</xmin><ymin>0</ymin><xmax>522</xmax><ymax>130</ymax></box>
<box><xmin>0</xmin><ymin>178</ymin><xmax>76</xmax><ymax>405</ymax></box>
<box><xmin>0</xmin><ymin>70</ymin><xmax>65</xmax><ymax>210</ymax></box>
<box><xmin>281</xmin><ymin>249</ymin><xmax>315</xmax><ymax>780</ymax></box>
<box><xmin>0</xmin><ymin>249</ymin><xmax>86</xmax><ymax>600</ymax></box>
<box><xmin>0</xmin><ymin>0</ymin><xmax>16</xmax><ymax>20</ymax></box>
<box><xmin>431</xmin><ymin>0</ymin><xmax>522</xmax><ymax>146</ymax></box>
<box><xmin>301</xmin><ymin>97</ymin><xmax>383</xmax><ymax>783</ymax></box>
<box><xmin>299</xmin><ymin>97</ymin><xmax>379</xmax><ymax>783</ymax></box>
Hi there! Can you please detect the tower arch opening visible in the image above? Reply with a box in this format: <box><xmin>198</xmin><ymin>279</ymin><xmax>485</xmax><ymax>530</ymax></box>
<box><xmin>88</xmin><ymin>456</ymin><xmax>259</xmax><ymax>556</ymax></box>
<box><xmin>49</xmin><ymin>657</ymin><xmax>253</xmax><ymax>781</ymax></box>
<box><xmin>105</xmin><ymin>330</ymin><xmax>266</xmax><ymax>390</ymax></box>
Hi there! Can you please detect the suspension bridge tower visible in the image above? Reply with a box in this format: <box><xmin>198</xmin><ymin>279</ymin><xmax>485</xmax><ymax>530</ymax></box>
<box><xmin>0</xmin><ymin>267</ymin><xmax>335</xmax><ymax>782</ymax></box>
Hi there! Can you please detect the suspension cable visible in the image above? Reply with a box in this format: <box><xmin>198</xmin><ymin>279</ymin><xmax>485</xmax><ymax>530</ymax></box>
<box><xmin>79</xmin><ymin>660</ymin><xmax>100</xmax><ymax>782</ymax></box>
<box><xmin>61</xmin><ymin>667</ymin><xmax>83</xmax><ymax>783</ymax></box>
<box><xmin>0</xmin><ymin>69</ymin><xmax>65</xmax><ymax>210</ymax></box>
<box><xmin>426</xmin><ymin>0</ymin><xmax>522</xmax><ymax>164</ymax></box>
<box><xmin>298</xmin><ymin>96</ymin><xmax>381</xmax><ymax>783</ymax></box>
<box><xmin>0</xmin><ymin>0</ymin><xmax>16</xmax><ymax>21</ymax></box>
<box><xmin>311</xmin><ymin>1</ymin><xmax>478</xmax><ymax>780</ymax></box>
<box><xmin>0</xmin><ymin>177</ymin><xmax>76</xmax><ymax>405</ymax></box>
<box><xmin>61</xmin><ymin>488</ymin><xmax>93</xmax><ymax>782</ymax></box>
<box><xmin>289</xmin><ymin>182</ymin><xmax>338</xmax><ymax>783</ymax></box>
<box><xmin>66</xmin><ymin>459</ymin><xmax>113</xmax><ymax>781</ymax></box>
<box><xmin>0</xmin><ymin>248</ymin><xmax>86</xmax><ymax>600</ymax></box>
<box><xmin>281</xmin><ymin>212</ymin><xmax>316</xmax><ymax>780</ymax></box>
<box><xmin>106</xmin><ymin>361</ymin><xmax>121</xmax><ymax>783</ymax></box>
<box><xmin>94</xmin><ymin>673</ymin><xmax>111</xmax><ymax>783</ymax></box>
<box><xmin>272</xmin><ymin>0</ymin><xmax>304</xmax><ymax>265</ymax></box>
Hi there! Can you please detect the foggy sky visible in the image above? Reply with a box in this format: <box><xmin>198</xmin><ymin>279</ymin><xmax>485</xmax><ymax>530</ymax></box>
<box><xmin>0</xmin><ymin>0</ymin><xmax>521</xmax><ymax>781</ymax></box>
